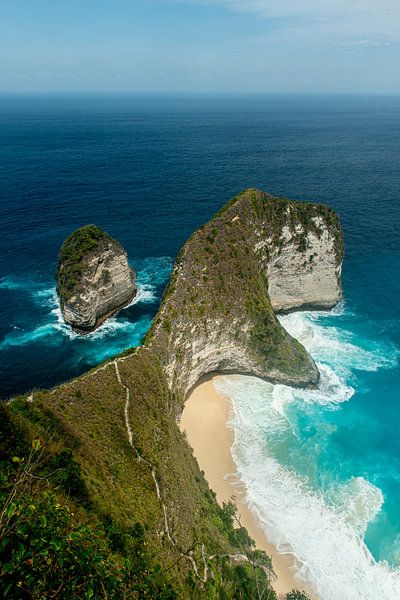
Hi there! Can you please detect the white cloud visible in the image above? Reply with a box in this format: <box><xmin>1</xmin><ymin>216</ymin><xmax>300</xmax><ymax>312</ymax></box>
<box><xmin>180</xmin><ymin>0</ymin><xmax>400</xmax><ymax>46</ymax></box>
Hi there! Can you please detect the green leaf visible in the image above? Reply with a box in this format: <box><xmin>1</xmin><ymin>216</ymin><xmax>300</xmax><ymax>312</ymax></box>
<box><xmin>3</xmin><ymin>582</ymin><xmax>13</xmax><ymax>597</ymax></box>
<box><xmin>50</xmin><ymin>540</ymin><xmax>62</xmax><ymax>551</ymax></box>
<box><xmin>0</xmin><ymin>537</ymin><xmax>9</xmax><ymax>551</ymax></box>
<box><xmin>86</xmin><ymin>582</ymin><xmax>94</xmax><ymax>599</ymax></box>
<box><xmin>5</xmin><ymin>502</ymin><xmax>17</xmax><ymax>519</ymax></box>
<box><xmin>31</xmin><ymin>439</ymin><xmax>41</xmax><ymax>452</ymax></box>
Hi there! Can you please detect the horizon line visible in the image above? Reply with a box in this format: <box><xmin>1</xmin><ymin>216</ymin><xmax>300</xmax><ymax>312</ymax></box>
<box><xmin>1</xmin><ymin>90</ymin><xmax>400</xmax><ymax>96</ymax></box>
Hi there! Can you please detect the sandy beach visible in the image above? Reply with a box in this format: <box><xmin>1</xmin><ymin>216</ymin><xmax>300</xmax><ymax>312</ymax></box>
<box><xmin>181</xmin><ymin>374</ymin><xmax>316</xmax><ymax>599</ymax></box>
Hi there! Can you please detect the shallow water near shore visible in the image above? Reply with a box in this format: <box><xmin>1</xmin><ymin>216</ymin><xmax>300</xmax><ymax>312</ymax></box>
<box><xmin>215</xmin><ymin>302</ymin><xmax>400</xmax><ymax>599</ymax></box>
<box><xmin>1</xmin><ymin>93</ymin><xmax>400</xmax><ymax>596</ymax></box>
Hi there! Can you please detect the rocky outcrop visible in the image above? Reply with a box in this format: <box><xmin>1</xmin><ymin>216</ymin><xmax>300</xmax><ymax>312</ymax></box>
<box><xmin>55</xmin><ymin>191</ymin><xmax>343</xmax><ymax>394</ymax></box>
<box><xmin>7</xmin><ymin>191</ymin><xmax>344</xmax><ymax>598</ymax></box>
<box><xmin>57</xmin><ymin>225</ymin><xmax>136</xmax><ymax>333</ymax></box>
<box><xmin>146</xmin><ymin>189</ymin><xmax>343</xmax><ymax>400</ymax></box>
<box><xmin>267</xmin><ymin>217</ymin><xmax>342</xmax><ymax>312</ymax></box>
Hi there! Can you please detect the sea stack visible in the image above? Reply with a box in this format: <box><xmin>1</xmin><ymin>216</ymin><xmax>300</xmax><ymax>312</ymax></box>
<box><xmin>56</xmin><ymin>225</ymin><xmax>136</xmax><ymax>333</ymax></box>
<box><xmin>148</xmin><ymin>188</ymin><xmax>344</xmax><ymax>398</ymax></box>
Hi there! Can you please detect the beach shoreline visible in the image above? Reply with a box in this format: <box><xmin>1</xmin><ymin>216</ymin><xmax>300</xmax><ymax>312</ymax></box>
<box><xmin>181</xmin><ymin>374</ymin><xmax>316</xmax><ymax>599</ymax></box>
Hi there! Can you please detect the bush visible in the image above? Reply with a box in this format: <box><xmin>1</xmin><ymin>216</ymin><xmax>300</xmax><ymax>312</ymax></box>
<box><xmin>286</xmin><ymin>590</ymin><xmax>311</xmax><ymax>600</ymax></box>
<box><xmin>47</xmin><ymin>448</ymin><xmax>90</xmax><ymax>505</ymax></box>
<box><xmin>0</xmin><ymin>443</ymin><xmax>177</xmax><ymax>599</ymax></box>
<box><xmin>217</xmin><ymin>501</ymin><xmax>255</xmax><ymax>550</ymax></box>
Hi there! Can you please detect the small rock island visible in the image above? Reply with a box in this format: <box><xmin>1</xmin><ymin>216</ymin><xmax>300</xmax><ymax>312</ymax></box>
<box><xmin>56</xmin><ymin>224</ymin><xmax>136</xmax><ymax>333</ymax></box>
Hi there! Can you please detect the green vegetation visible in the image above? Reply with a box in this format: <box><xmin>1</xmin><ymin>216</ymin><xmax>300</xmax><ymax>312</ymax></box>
<box><xmin>286</xmin><ymin>591</ymin><xmax>311</xmax><ymax>600</ymax></box>
<box><xmin>2</xmin><ymin>189</ymin><xmax>336</xmax><ymax>597</ymax></box>
<box><xmin>0</xmin><ymin>438</ymin><xmax>176</xmax><ymax>599</ymax></box>
<box><xmin>1</xmin><ymin>348</ymin><xmax>304</xmax><ymax>598</ymax></box>
<box><xmin>148</xmin><ymin>188</ymin><xmax>338</xmax><ymax>394</ymax></box>
<box><xmin>56</xmin><ymin>225</ymin><xmax>115</xmax><ymax>300</ymax></box>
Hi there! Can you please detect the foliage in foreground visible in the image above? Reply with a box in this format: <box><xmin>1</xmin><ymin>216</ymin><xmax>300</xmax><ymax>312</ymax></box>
<box><xmin>285</xmin><ymin>591</ymin><xmax>311</xmax><ymax>600</ymax></box>
<box><xmin>0</xmin><ymin>352</ymin><xmax>311</xmax><ymax>599</ymax></box>
<box><xmin>0</xmin><ymin>440</ymin><xmax>308</xmax><ymax>599</ymax></box>
<box><xmin>0</xmin><ymin>440</ymin><xmax>176</xmax><ymax>599</ymax></box>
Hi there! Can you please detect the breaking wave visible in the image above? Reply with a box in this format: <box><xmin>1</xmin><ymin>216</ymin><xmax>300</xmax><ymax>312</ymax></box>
<box><xmin>215</xmin><ymin>307</ymin><xmax>400</xmax><ymax>600</ymax></box>
<box><xmin>0</xmin><ymin>256</ymin><xmax>172</xmax><ymax>356</ymax></box>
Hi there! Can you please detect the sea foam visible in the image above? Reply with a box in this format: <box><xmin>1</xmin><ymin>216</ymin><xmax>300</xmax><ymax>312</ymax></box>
<box><xmin>0</xmin><ymin>256</ymin><xmax>172</xmax><ymax>352</ymax></box>
<box><xmin>215</xmin><ymin>308</ymin><xmax>400</xmax><ymax>600</ymax></box>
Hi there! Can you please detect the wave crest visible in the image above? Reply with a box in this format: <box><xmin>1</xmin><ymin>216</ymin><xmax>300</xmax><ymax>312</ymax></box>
<box><xmin>216</xmin><ymin>374</ymin><xmax>400</xmax><ymax>600</ymax></box>
<box><xmin>0</xmin><ymin>256</ymin><xmax>172</xmax><ymax>351</ymax></box>
<box><xmin>215</xmin><ymin>307</ymin><xmax>400</xmax><ymax>599</ymax></box>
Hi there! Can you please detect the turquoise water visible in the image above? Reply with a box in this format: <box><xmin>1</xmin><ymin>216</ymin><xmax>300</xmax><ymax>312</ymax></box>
<box><xmin>0</xmin><ymin>257</ymin><xmax>172</xmax><ymax>393</ymax></box>
<box><xmin>216</xmin><ymin>286</ymin><xmax>400</xmax><ymax>598</ymax></box>
<box><xmin>1</xmin><ymin>94</ymin><xmax>400</xmax><ymax>596</ymax></box>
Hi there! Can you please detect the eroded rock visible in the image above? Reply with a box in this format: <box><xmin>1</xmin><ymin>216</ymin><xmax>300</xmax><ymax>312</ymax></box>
<box><xmin>146</xmin><ymin>189</ymin><xmax>343</xmax><ymax>400</ymax></box>
<box><xmin>57</xmin><ymin>225</ymin><xmax>136</xmax><ymax>333</ymax></box>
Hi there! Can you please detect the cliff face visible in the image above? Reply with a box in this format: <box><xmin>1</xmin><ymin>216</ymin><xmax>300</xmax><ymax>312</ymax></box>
<box><xmin>3</xmin><ymin>189</ymin><xmax>345</xmax><ymax>599</ymax></box>
<box><xmin>147</xmin><ymin>189</ymin><xmax>343</xmax><ymax>399</ymax></box>
<box><xmin>267</xmin><ymin>216</ymin><xmax>342</xmax><ymax>312</ymax></box>
<box><xmin>57</xmin><ymin>225</ymin><xmax>136</xmax><ymax>332</ymax></box>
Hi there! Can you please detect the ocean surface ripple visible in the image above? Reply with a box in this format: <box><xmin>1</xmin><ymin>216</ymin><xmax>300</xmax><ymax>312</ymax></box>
<box><xmin>1</xmin><ymin>95</ymin><xmax>400</xmax><ymax>596</ymax></box>
<box><xmin>0</xmin><ymin>257</ymin><xmax>172</xmax><ymax>396</ymax></box>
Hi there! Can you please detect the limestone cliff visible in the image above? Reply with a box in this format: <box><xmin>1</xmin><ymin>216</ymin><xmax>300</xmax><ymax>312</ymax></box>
<box><xmin>2</xmin><ymin>190</ymin><xmax>345</xmax><ymax>599</ymax></box>
<box><xmin>147</xmin><ymin>189</ymin><xmax>343</xmax><ymax>399</ymax></box>
<box><xmin>267</xmin><ymin>216</ymin><xmax>342</xmax><ymax>312</ymax></box>
<box><xmin>57</xmin><ymin>225</ymin><xmax>136</xmax><ymax>332</ymax></box>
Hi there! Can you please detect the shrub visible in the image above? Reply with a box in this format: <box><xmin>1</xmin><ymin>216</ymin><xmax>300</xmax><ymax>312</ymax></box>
<box><xmin>0</xmin><ymin>446</ymin><xmax>177</xmax><ymax>599</ymax></box>
<box><xmin>286</xmin><ymin>590</ymin><xmax>311</xmax><ymax>600</ymax></box>
<box><xmin>47</xmin><ymin>448</ymin><xmax>89</xmax><ymax>505</ymax></box>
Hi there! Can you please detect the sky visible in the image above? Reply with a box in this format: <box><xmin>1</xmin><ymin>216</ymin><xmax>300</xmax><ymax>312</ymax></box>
<box><xmin>0</xmin><ymin>0</ymin><xmax>399</xmax><ymax>93</ymax></box>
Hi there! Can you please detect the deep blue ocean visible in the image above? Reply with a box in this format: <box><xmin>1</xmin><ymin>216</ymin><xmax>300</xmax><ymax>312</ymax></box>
<box><xmin>1</xmin><ymin>94</ymin><xmax>400</xmax><ymax>598</ymax></box>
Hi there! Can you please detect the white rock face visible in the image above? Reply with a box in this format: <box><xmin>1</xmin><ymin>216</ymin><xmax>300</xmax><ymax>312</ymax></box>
<box><xmin>149</xmin><ymin>189</ymin><xmax>343</xmax><ymax>399</ymax></box>
<box><xmin>167</xmin><ymin>315</ymin><xmax>318</xmax><ymax>396</ymax></box>
<box><xmin>61</xmin><ymin>243</ymin><xmax>136</xmax><ymax>332</ymax></box>
<box><xmin>265</xmin><ymin>218</ymin><xmax>342</xmax><ymax>312</ymax></box>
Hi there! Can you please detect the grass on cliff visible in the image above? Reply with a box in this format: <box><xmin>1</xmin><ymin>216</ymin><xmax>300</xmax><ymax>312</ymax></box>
<box><xmin>56</xmin><ymin>224</ymin><xmax>115</xmax><ymax>300</ymax></box>
<box><xmin>0</xmin><ymin>347</ymin><xmax>294</xmax><ymax>599</ymax></box>
<box><xmin>148</xmin><ymin>188</ymin><xmax>327</xmax><ymax>389</ymax></box>
<box><xmin>0</xmin><ymin>410</ymin><xmax>177</xmax><ymax>599</ymax></box>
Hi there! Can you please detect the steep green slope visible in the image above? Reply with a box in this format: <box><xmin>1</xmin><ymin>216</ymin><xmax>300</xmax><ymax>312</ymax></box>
<box><xmin>1</xmin><ymin>347</ymin><xmax>278</xmax><ymax>598</ymax></box>
<box><xmin>0</xmin><ymin>189</ymin><xmax>344</xmax><ymax>598</ymax></box>
<box><xmin>148</xmin><ymin>188</ymin><xmax>342</xmax><ymax>399</ymax></box>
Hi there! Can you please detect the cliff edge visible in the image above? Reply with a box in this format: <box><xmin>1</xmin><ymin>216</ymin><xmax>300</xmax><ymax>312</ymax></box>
<box><xmin>56</xmin><ymin>225</ymin><xmax>136</xmax><ymax>332</ymax></box>
<box><xmin>1</xmin><ymin>189</ymin><xmax>345</xmax><ymax>599</ymax></box>
<box><xmin>147</xmin><ymin>188</ymin><xmax>343</xmax><ymax>398</ymax></box>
